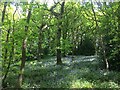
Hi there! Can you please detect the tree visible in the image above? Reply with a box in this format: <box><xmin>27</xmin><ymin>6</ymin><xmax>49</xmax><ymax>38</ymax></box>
<box><xmin>91</xmin><ymin>2</ymin><xmax>109</xmax><ymax>70</ymax></box>
<box><xmin>50</xmin><ymin>0</ymin><xmax>65</xmax><ymax>64</ymax></box>
<box><xmin>2</xmin><ymin>3</ymin><xmax>18</xmax><ymax>87</ymax></box>
<box><xmin>31</xmin><ymin>4</ymin><xmax>48</xmax><ymax>60</ymax></box>
<box><xmin>2</xmin><ymin>2</ymin><xmax>8</xmax><ymax>87</ymax></box>
<box><xmin>18</xmin><ymin>1</ymin><xmax>33</xmax><ymax>87</ymax></box>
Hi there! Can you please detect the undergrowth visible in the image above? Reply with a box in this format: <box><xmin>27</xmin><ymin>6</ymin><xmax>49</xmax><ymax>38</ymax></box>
<box><xmin>6</xmin><ymin>56</ymin><xmax>120</xmax><ymax>88</ymax></box>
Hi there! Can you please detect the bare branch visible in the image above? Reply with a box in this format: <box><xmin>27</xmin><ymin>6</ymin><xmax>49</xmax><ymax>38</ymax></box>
<box><xmin>31</xmin><ymin>18</ymin><xmax>40</xmax><ymax>28</ymax></box>
<box><xmin>13</xmin><ymin>3</ymin><xmax>19</xmax><ymax>21</ymax></box>
<box><xmin>50</xmin><ymin>2</ymin><xmax>60</xmax><ymax>18</ymax></box>
<box><xmin>1</xmin><ymin>2</ymin><xmax>7</xmax><ymax>23</ymax></box>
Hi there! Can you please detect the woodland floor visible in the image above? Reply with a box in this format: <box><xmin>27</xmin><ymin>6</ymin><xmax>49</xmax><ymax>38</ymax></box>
<box><xmin>7</xmin><ymin>55</ymin><xmax>120</xmax><ymax>88</ymax></box>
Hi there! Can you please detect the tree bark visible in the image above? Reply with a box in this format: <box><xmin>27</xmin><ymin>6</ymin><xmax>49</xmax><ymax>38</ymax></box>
<box><xmin>2</xmin><ymin>22</ymin><xmax>11</xmax><ymax>88</ymax></box>
<box><xmin>62</xmin><ymin>29</ymin><xmax>67</xmax><ymax>57</ymax></box>
<box><xmin>2</xmin><ymin>2</ymin><xmax>8</xmax><ymax>66</ymax></box>
<box><xmin>18</xmin><ymin>3</ymin><xmax>32</xmax><ymax>87</ymax></box>
<box><xmin>57</xmin><ymin>23</ymin><xmax>62</xmax><ymax>64</ymax></box>
<box><xmin>56</xmin><ymin>1</ymin><xmax>65</xmax><ymax>65</ymax></box>
<box><xmin>50</xmin><ymin>1</ymin><xmax>65</xmax><ymax>65</ymax></box>
<box><xmin>2</xmin><ymin>4</ymin><xmax>17</xmax><ymax>87</ymax></box>
<box><xmin>1</xmin><ymin>2</ymin><xmax>8</xmax><ymax>88</ymax></box>
<box><xmin>1</xmin><ymin>2</ymin><xmax>7</xmax><ymax>23</ymax></box>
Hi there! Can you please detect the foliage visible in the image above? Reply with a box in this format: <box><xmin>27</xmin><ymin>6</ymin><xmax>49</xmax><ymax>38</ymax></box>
<box><xmin>1</xmin><ymin>1</ymin><xmax>120</xmax><ymax>88</ymax></box>
<box><xmin>97</xmin><ymin>2</ymin><xmax>120</xmax><ymax>71</ymax></box>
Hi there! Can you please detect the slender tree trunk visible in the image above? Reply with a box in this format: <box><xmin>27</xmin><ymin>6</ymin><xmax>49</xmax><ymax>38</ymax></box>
<box><xmin>38</xmin><ymin>29</ymin><xmax>42</xmax><ymax>60</ymax></box>
<box><xmin>2</xmin><ymin>5</ymin><xmax>17</xmax><ymax>87</ymax></box>
<box><xmin>1</xmin><ymin>2</ymin><xmax>7</xmax><ymax>23</ymax></box>
<box><xmin>1</xmin><ymin>2</ymin><xmax>7</xmax><ymax>62</ymax></box>
<box><xmin>4</xmin><ymin>28</ymin><xmax>10</xmax><ymax>63</ymax></box>
<box><xmin>2</xmin><ymin>53</ymin><xmax>12</xmax><ymax>88</ymax></box>
<box><xmin>56</xmin><ymin>23</ymin><xmax>62</xmax><ymax>64</ymax></box>
<box><xmin>2</xmin><ymin>24</ymin><xmax>11</xmax><ymax>88</ymax></box>
<box><xmin>91</xmin><ymin>2</ymin><xmax>99</xmax><ymax>55</ymax></box>
<box><xmin>18</xmin><ymin>30</ymin><xmax>27</xmax><ymax>87</ymax></box>
<box><xmin>38</xmin><ymin>24</ymin><xmax>45</xmax><ymax>60</ymax></box>
<box><xmin>74</xmin><ymin>28</ymin><xmax>79</xmax><ymax>55</ymax></box>
<box><xmin>91</xmin><ymin>2</ymin><xmax>109</xmax><ymax>70</ymax></box>
<box><xmin>80</xmin><ymin>33</ymin><xmax>83</xmax><ymax>46</ymax></box>
<box><xmin>56</xmin><ymin>1</ymin><xmax>65</xmax><ymax>64</ymax></box>
<box><xmin>2</xmin><ymin>2</ymin><xmax>8</xmax><ymax>64</ymax></box>
<box><xmin>1</xmin><ymin>2</ymin><xmax>8</xmax><ymax>88</ymax></box>
<box><xmin>100</xmin><ymin>35</ymin><xmax>109</xmax><ymax>70</ymax></box>
<box><xmin>50</xmin><ymin>1</ymin><xmax>65</xmax><ymax>64</ymax></box>
<box><xmin>18</xmin><ymin>3</ymin><xmax>32</xmax><ymax>87</ymax></box>
<box><xmin>47</xmin><ymin>29</ymin><xmax>50</xmax><ymax>54</ymax></box>
<box><xmin>71</xmin><ymin>27</ymin><xmax>75</xmax><ymax>61</ymax></box>
<box><xmin>62</xmin><ymin>29</ymin><xmax>67</xmax><ymax>57</ymax></box>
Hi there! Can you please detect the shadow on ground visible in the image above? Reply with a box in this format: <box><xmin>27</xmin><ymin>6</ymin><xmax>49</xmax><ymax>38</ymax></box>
<box><xmin>6</xmin><ymin>55</ymin><xmax>120</xmax><ymax>88</ymax></box>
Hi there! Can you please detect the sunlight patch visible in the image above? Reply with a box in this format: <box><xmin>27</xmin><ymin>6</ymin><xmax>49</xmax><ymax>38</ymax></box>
<box><xmin>71</xmin><ymin>79</ymin><xmax>93</xmax><ymax>88</ymax></box>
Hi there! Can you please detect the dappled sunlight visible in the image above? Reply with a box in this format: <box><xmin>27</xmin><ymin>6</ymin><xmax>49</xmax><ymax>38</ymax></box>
<box><xmin>2</xmin><ymin>0</ymin><xmax>120</xmax><ymax>88</ymax></box>
<box><xmin>94</xmin><ymin>81</ymin><xmax>120</xmax><ymax>88</ymax></box>
<box><xmin>7</xmin><ymin>55</ymin><xmax>120</xmax><ymax>88</ymax></box>
<box><xmin>24</xmin><ymin>55</ymin><xmax>120</xmax><ymax>88</ymax></box>
<box><xmin>71</xmin><ymin>79</ymin><xmax>93</xmax><ymax>88</ymax></box>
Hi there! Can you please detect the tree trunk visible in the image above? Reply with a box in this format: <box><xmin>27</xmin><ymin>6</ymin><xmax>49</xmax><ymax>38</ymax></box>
<box><xmin>18</xmin><ymin>3</ymin><xmax>32</xmax><ymax>87</ymax></box>
<box><xmin>38</xmin><ymin>30</ymin><xmax>42</xmax><ymax>60</ymax></box>
<box><xmin>100</xmin><ymin>35</ymin><xmax>109</xmax><ymax>70</ymax></box>
<box><xmin>2</xmin><ymin>6</ymin><xmax>17</xmax><ymax>87</ymax></box>
<box><xmin>3</xmin><ymin>28</ymin><xmax>10</xmax><ymax>65</ymax></box>
<box><xmin>56</xmin><ymin>1</ymin><xmax>65</xmax><ymax>64</ymax></box>
<box><xmin>18</xmin><ymin>38</ymin><xmax>27</xmax><ymax>87</ymax></box>
<box><xmin>91</xmin><ymin>2</ymin><xmax>99</xmax><ymax>55</ymax></box>
<box><xmin>1</xmin><ymin>2</ymin><xmax>7</xmax><ymax>23</ymax></box>
<box><xmin>2</xmin><ymin>2</ymin><xmax>8</xmax><ymax>66</ymax></box>
<box><xmin>71</xmin><ymin>27</ymin><xmax>75</xmax><ymax>61</ymax></box>
<box><xmin>1</xmin><ymin>2</ymin><xmax>9</xmax><ymax>88</ymax></box>
<box><xmin>91</xmin><ymin>2</ymin><xmax>109</xmax><ymax>70</ymax></box>
<box><xmin>50</xmin><ymin>1</ymin><xmax>65</xmax><ymax>64</ymax></box>
<box><xmin>62</xmin><ymin>29</ymin><xmax>67</xmax><ymax>57</ymax></box>
<box><xmin>56</xmin><ymin>24</ymin><xmax>62</xmax><ymax>64</ymax></box>
<box><xmin>2</xmin><ymin>24</ymin><xmax>11</xmax><ymax>88</ymax></box>
<box><xmin>38</xmin><ymin>24</ymin><xmax>45</xmax><ymax>60</ymax></box>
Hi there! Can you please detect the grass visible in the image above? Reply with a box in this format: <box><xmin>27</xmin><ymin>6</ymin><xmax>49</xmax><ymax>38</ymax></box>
<box><xmin>6</xmin><ymin>55</ymin><xmax>120</xmax><ymax>88</ymax></box>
